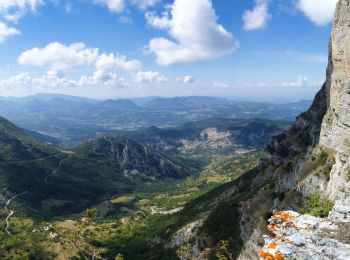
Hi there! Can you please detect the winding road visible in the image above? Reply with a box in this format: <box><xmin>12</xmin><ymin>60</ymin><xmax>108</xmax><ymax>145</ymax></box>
<box><xmin>44</xmin><ymin>157</ymin><xmax>67</xmax><ymax>183</ymax></box>
<box><xmin>2</xmin><ymin>151</ymin><xmax>73</xmax><ymax>236</ymax></box>
<box><xmin>4</xmin><ymin>191</ymin><xmax>28</xmax><ymax>236</ymax></box>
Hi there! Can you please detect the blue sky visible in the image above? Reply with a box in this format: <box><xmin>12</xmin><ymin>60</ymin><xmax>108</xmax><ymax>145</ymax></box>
<box><xmin>0</xmin><ymin>0</ymin><xmax>338</xmax><ymax>102</ymax></box>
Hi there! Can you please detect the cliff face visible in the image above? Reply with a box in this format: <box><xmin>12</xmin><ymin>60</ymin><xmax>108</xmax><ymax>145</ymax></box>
<box><xmin>164</xmin><ymin>2</ymin><xmax>350</xmax><ymax>258</ymax></box>
<box><xmin>77</xmin><ymin>136</ymin><xmax>196</xmax><ymax>179</ymax></box>
<box><xmin>319</xmin><ymin>0</ymin><xmax>350</xmax><ymax>201</ymax></box>
<box><xmin>253</xmin><ymin>1</ymin><xmax>350</xmax><ymax>259</ymax></box>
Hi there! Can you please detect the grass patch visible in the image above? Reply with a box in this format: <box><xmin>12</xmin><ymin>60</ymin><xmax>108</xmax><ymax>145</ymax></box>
<box><xmin>299</xmin><ymin>192</ymin><xmax>334</xmax><ymax>218</ymax></box>
<box><xmin>319</xmin><ymin>150</ymin><xmax>328</xmax><ymax>166</ymax></box>
<box><xmin>110</xmin><ymin>196</ymin><xmax>135</xmax><ymax>204</ymax></box>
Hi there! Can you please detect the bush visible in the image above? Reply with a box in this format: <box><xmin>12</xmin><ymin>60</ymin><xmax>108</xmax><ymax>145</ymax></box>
<box><xmin>299</xmin><ymin>193</ymin><xmax>334</xmax><ymax>218</ymax></box>
<box><xmin>319</xmin><ymin>150</ymin><xmax>328</xmax><ymax>166</ymax></box>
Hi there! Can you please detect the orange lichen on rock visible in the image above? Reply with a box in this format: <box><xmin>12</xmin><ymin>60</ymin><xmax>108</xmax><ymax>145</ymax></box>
<box><xmin>272</xmin><ymin>211</ymin><xmax>295</xmax><ymax>222</ymax></box>
<box><xmin>259</xmin><ymin>249</ymin><xmax>285</xmax><ymax>260</ymax></box>
<box><xmin>268</xmin><ymin>223</ymin><xmax>279</xmax><ymax>234</ymax></box>
<box><xmin>259</xmin><ymin>250</ymin><xmax>275</xmax><ymax>260</ymax></box>
<box><xmin>267</xmin><ymin>242</ymin><xmax>277</xmax><ymax>249</ymax></box>
<box><xmin>275</xmin><ymin>252</ymin><xmax>284</xmax><ymax>260</ymax></box>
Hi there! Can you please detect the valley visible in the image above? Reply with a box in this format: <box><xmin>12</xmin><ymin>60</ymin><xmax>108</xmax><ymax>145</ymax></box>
<box><xmin>0</xmin><ymin>0</ymin><xmax>345</xmax><ymax>259</ymax></box>
<box><xmin>0</xmin><ymin>100</ymin><xmax>277</xmax><ymax>259</ymax></box>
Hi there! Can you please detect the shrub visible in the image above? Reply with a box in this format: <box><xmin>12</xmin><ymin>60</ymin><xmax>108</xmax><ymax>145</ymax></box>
<box><xmin>319</xmin><ymin>150</ymin><xmax>329</xmax><ymax>166</ymax></box>
<box><xmin>299</xmin><ymin>193</ymin><xmax>334</xmax><ymax>218</ymax></box>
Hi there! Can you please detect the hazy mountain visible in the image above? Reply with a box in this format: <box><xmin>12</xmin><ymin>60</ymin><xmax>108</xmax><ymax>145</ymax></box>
<box><xmin>141</xmin><ymin>96</ymin><xmax>234</xmax><ymax>109</ymax></box>
<box><xmin>0</xmin><ymin>94</ymin><xmax>311</xmax><ymax>146</ymax></box>
<box><xmin>114</xmin><ymin>118</ymin><xmax>291</xmax><ymax>155</ymax></box>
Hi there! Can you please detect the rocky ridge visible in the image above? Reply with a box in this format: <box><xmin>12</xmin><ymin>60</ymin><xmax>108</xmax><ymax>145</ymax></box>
<box><xmin>255</xmin><ymin>1</ymin><xmax>350</xmax><ymax>259</ymax></box>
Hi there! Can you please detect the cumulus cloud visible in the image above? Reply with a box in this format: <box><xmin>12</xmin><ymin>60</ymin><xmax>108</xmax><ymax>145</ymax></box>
<box><xmin>18</xmin><ymin>42</ymin><xmax>141</xmax><ymax>72</ymax></box>
<box><xmin>78</xmin><ymin>71</ymin><xmax>126</xmax><ymax>88</ymax></box>
<box><xmin>176</xmin><ymin>75</ymin><xmax>194</xmax><ymax>84</ymax></box>
<box><xmin>130</xmin><ymin>0</ymin><xmax>160</xmax><ymax>10</ymax></box>
<box><xmin>0</xmin><ymin>0</ymin><xmax>44</xmax><ymax>22</ymax></box>
<box><xmin>145</xmin><ymin>11</ymin><xmax>170</xmax><ymax>29</ymax></box>
<box><xmin>94</xmin><ymin>0</ymin><xmax>125</xmax><ymax>13</ymax></box>
<box><xmin>0</xmin><ymin>71</ymin><xmax>77</xmax><ymax>91</ymax></box>
<box><xmin>15</xmin><ymin>42</ymin><xmax>142</xmax><ymax>89</ymax></box>
<box><xmin>0</xmin><ymin>22</ymin><xmax>20</xmax><ymax>43</ymax></box>
<box><xmin>0</xmin><ymin>70</ymin><xmax>127</xmax><ymax>91</ymax></box>
<box><xmin>146</xmin><ymin>0</ymin><xmax>239</xmax><ymax>66</ymax></box>
<box><xmin>96</xmin><ymin>53</ymin><xmax>141</xmax><ymax>72</ymax></box>
<box><xmin>134</xmin><ymin>71</ymin><xmax>168</xmax><ymax>83</ymax></box>
<box><xmin>18</xmin><ymin>42</ymin><xmax>99</xmax><ymax>70</ymax></box>
<box><xmin>297</xmin><ymin>0</ymin><xmax>338</xmax><ymax>26</ymax></box>
<box><xmin>94</xmin><ymin>0</ymin><xmax>159</xmax><ymax>12</ymax></box>
<box><xmin>243</xmin><ymin>0</ymin><xmax>271</xmax><ymax>31</ymax></box>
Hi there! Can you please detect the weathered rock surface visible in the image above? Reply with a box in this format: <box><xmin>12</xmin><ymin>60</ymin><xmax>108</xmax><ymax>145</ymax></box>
<box><xmin>260</xmin><ymin>210</ymin><xmax>350</xmax><ymax>260</ymax></box>
<box><xmin>81</xmin><ymin>136</ymin><xmax>196</xmax><ymax>179</ymax></box>
<box><xmin>256</xmin><ymin>1</ymin><xmax>350</xmax><ymax>259</ymax></box>
<box><xmin>180</xmin><ymin>128</ymin><xmax>233</xmax><ymax>150</ymax></box>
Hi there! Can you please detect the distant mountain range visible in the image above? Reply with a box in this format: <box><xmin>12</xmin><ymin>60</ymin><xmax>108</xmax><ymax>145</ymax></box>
<box><xmin>114</xmin><ymin>118</ymin><xmax>291</xmax><ymax>156</ymax></box>
<box><xmin>0</xmin><ymin>94</ymin><xmax>311</xmax><ymax>146</ymax></box>
<box><xmin>0</xmin><ymin>111</ymin><xmax>289</xmax><ymax>217</ymax></box>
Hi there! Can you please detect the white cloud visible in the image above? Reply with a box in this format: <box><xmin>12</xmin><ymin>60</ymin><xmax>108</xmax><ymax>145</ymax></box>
<box><xmin>0</xmin><ymin>22</ymin><xmax>20</xmax><ymax>43</ymax></box>
<box><xmin>243</xmin><ymin>0</ymin><xmax>271</xmax><ymax>31</ymax></box>
<box><xmin>297</xmin><ymin>0</ymin><xmax>338</xmax><ymax>26</ymax></box>
<box><xmin>78</xmin><ymin>71</ymin><xmax>126</xmax><ymax>88</ymax></box>
<box><xmin>0</xmin><ymin>70</ymin><xmax>127</xmax><ymax>90</ymax></box>
<box><xmin>119</xmin><ymin>15</ymin><xmax>133</xmax><ymax>24</ymax></box>
<box><xmin>94</xmin><ymin>0</ymin><xmax>125</xmax><ymax>13</ymax></box>
<box><xmin>146</xmin><ymin>0</ymin><xmax>239</xmax><ymax>66</ymax></box>
<box><xmin>145</xmin><ymin>11</ymin><xmax>170</xmax><ymax>29</ymax></box>
<box><xmin>134</xmin><ymin>71</ymin><xmax>168</xmax><ymax>83</ymax></box>
<box><xmin>15</xmin><ymin>42</ymin><xmax>142</xmax><ymax>89</ymax></box>
<box><xmin>213</xmin><ymin>82</ymin><xmax>231</xmax><ymax>89</ymax></box>
<box><xmin>94</xmin><ymin>0</ymin><xmax>160</xmax><ymax>12</ymax></box>
<box><xmin>96</xmin><ymin>53</ymin><xmax>141</xmax><ymax>72</ymax></box>
<box><xmin>176</xmin><ymin>75</ymin><xmax>194</xmax><ymax>84</ymax></box>
<box><xmin>0</xmin><ymin>0</ymin><xmax>44</xmax><ymax>22</ymax></box>
<box><xmin>281</xmin><ymin>76</ymin><xmax>321</xmax><ymax>88</ymax></box>
<box><xmin>18</xmin><ymin>42</ymin><xmax>99</xmax><ymax>70</ymax></box>
<box><xmin>18</xmin><ymin>42</ymin><xmax>141</xmax><ymax>72</ymax></box>
<box><xmin>130</xmin><ymin>0</ymin><xmax>160</xmax><ymax>10</ymax></box>
<box><xmin>0</xmin><ymin>71</ymin><xmax>77</xmax><ymax>91</ymax></box>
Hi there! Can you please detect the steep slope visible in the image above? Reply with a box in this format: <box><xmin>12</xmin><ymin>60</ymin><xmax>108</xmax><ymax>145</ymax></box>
<box><xmin>0</xmin><ymin>117</ymin><xmax>195</xmax><ymax>217</ymax></box>
<box><xmin>157</xmin><ymin>1</ymin><xmax>350</xmax><ymax>259</ymax></box>
<box><xmin>75</xmin><ymin>136</ymin><xmax>197</xmax><ymax>180</ymax></box>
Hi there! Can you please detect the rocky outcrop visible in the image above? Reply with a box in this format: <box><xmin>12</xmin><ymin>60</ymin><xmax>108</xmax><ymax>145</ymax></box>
<box><xmin>163</xmin><ymin>2</ymin><xmax>350</xmax><ymax>259</ymax></box>
<box><xmin>253</xmin><ymin>1</ymin><xmax>350</xmax><ymax>259</ymax></box>
<box><xmin>87</xmin><ymin>136</ymin><xmax>195</xmax><ymax>179</ymax></box>
<box><xmin>259</xmin><ymin>210</ymin><xmax>350</xmax><ymax>260</ymax></box>
<box><xmin>180</xmin><ymin>128</ymin><xmax>233</xmax><ymax>150</ymax></box>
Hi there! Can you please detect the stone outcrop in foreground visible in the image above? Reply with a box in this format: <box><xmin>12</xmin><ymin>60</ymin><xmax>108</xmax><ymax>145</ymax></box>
<box><xmin>257</xmin><ymin>0</ymin><xmax>350</xmax><ymax>259</ymax></box>
<box><xmin>259</xmin><ymin>201</ymin><xmax>350</xmax><ymax>260</ymax></box>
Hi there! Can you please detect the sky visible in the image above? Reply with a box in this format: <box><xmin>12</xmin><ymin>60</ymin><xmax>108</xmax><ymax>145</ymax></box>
<box><xmin>0</xmin><ymin>0</ymin><xmax>339</xmax><ymax>102</ymax></box>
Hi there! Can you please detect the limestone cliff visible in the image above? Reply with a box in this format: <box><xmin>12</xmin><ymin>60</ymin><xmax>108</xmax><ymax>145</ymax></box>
<box><xmin>164</xmin><ymin>1</ymin><xmax>350</xmax><ymax>259</ymax></box>
<box><xmin>252</xmin><ymin>1</ymin><xmax>350</xmax><ymax>259</ymax></box>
